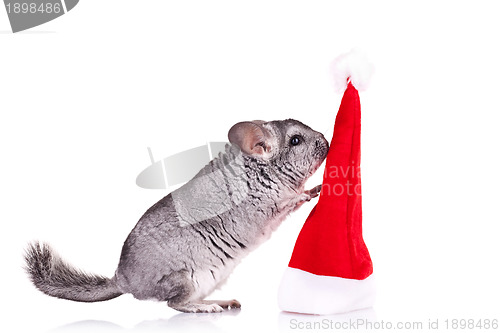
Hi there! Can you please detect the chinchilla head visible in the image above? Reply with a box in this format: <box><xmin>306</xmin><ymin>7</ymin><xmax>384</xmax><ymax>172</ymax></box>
<box><xmin>228</xmin><ymin>119</ymin><xmax>329</xmax><ymax>188</ymax></box>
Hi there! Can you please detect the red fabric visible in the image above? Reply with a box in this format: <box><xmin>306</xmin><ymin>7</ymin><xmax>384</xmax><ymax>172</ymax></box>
<box><xmin>288</xmin><ymin>82</ymin><xmax>373</xmax><ymax>280</ymax></box>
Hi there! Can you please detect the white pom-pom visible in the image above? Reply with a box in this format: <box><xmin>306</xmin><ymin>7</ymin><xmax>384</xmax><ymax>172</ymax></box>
<box><xmin>331</xmin><ymin>48</ymin><xmax>374</xmax><ymax>92</ymax></box>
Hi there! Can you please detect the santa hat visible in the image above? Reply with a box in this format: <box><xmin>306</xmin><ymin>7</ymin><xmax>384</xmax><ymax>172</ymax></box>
<box><xmin>278</xmin><ymin>50</ymin><xmax>375</xmax><ymax>315</ymax></box>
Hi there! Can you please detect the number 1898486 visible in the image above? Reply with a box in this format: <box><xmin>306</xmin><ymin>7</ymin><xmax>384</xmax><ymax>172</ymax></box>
<box><xmin>6</xmin><ymin>2</ymin><xmax>61</xmax><ymax>14</ymax></box>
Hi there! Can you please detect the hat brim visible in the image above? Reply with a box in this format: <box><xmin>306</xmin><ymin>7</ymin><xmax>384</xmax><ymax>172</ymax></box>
<box><xmin>278</xmin><ymin>267</ymin><xmax>376</xmax><ymax>315</ymax></box>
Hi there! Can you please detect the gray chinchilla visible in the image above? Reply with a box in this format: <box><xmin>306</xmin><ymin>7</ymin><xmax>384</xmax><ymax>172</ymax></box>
<box><xmin>25</xmin><ymin>119</ymin><xmax>329</xmax><ymax>313</ymax></box>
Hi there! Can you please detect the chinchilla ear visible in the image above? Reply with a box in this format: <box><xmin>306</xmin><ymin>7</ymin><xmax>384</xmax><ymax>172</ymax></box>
<box><xmin>228</xmin><ymin>121</ymin><xmax>272</xmax><ymax>157</ymax></box>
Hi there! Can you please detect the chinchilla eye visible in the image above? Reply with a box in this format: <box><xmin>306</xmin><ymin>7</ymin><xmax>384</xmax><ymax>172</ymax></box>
<box><xmin>290</xmin><ymin>135</ymin><xmax>301</xmax><ymax>146</ymax></box>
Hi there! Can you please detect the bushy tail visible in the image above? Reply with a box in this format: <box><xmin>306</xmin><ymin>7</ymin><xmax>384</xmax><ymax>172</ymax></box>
<box><xmin>24</xmin><ymin>242</ymin><xmax>122</xmax><ymax>302</ymax></box>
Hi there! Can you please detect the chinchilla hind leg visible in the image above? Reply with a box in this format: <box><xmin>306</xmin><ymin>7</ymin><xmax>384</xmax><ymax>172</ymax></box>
<box><xmin>157</xmin><ymin>270</ymin><xmax>224</xmax><ymax>313</ymax></box>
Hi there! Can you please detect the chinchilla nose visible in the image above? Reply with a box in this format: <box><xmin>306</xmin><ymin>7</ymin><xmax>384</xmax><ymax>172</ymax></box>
<box><xmin>314</xmin><ymin>137</ymin><xmax>329</xmax><ymax>160</ymax></box>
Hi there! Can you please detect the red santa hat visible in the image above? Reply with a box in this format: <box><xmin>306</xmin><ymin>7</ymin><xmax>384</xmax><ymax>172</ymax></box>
<box><xmin>278</xmin><ymin>49</ymin><xmax>375</xmax><ymax>315</ymax></box>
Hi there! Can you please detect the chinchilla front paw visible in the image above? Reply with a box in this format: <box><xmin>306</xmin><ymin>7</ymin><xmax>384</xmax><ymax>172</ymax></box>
<box><xmin>304</xmin><ymin>184</ymin><xmax>322</xmax><ymax>199</ymax></box>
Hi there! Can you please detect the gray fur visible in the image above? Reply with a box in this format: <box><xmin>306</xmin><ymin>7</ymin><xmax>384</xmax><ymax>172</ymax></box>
<box><xmin>24</xmin><ymin>242</ymin><xmax>122</xmax><ymax>302</ymax></box>
<box><xmin>24</xmin><ymin>119</ymin><xmax>329</xmax><ymax>313</ymax></box>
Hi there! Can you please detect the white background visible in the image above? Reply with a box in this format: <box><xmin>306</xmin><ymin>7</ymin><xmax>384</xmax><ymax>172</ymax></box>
<box><xmin>1</xmin><ymin>1</ymin><xmax>499</xmax><ymax>332</ymax></box>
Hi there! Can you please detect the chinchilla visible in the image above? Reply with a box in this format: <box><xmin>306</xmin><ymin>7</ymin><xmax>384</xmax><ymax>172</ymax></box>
<box><xmin>25</xmin><ymin>119</ymin><xmax>329</xmax><ymax>313</ymax></box>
